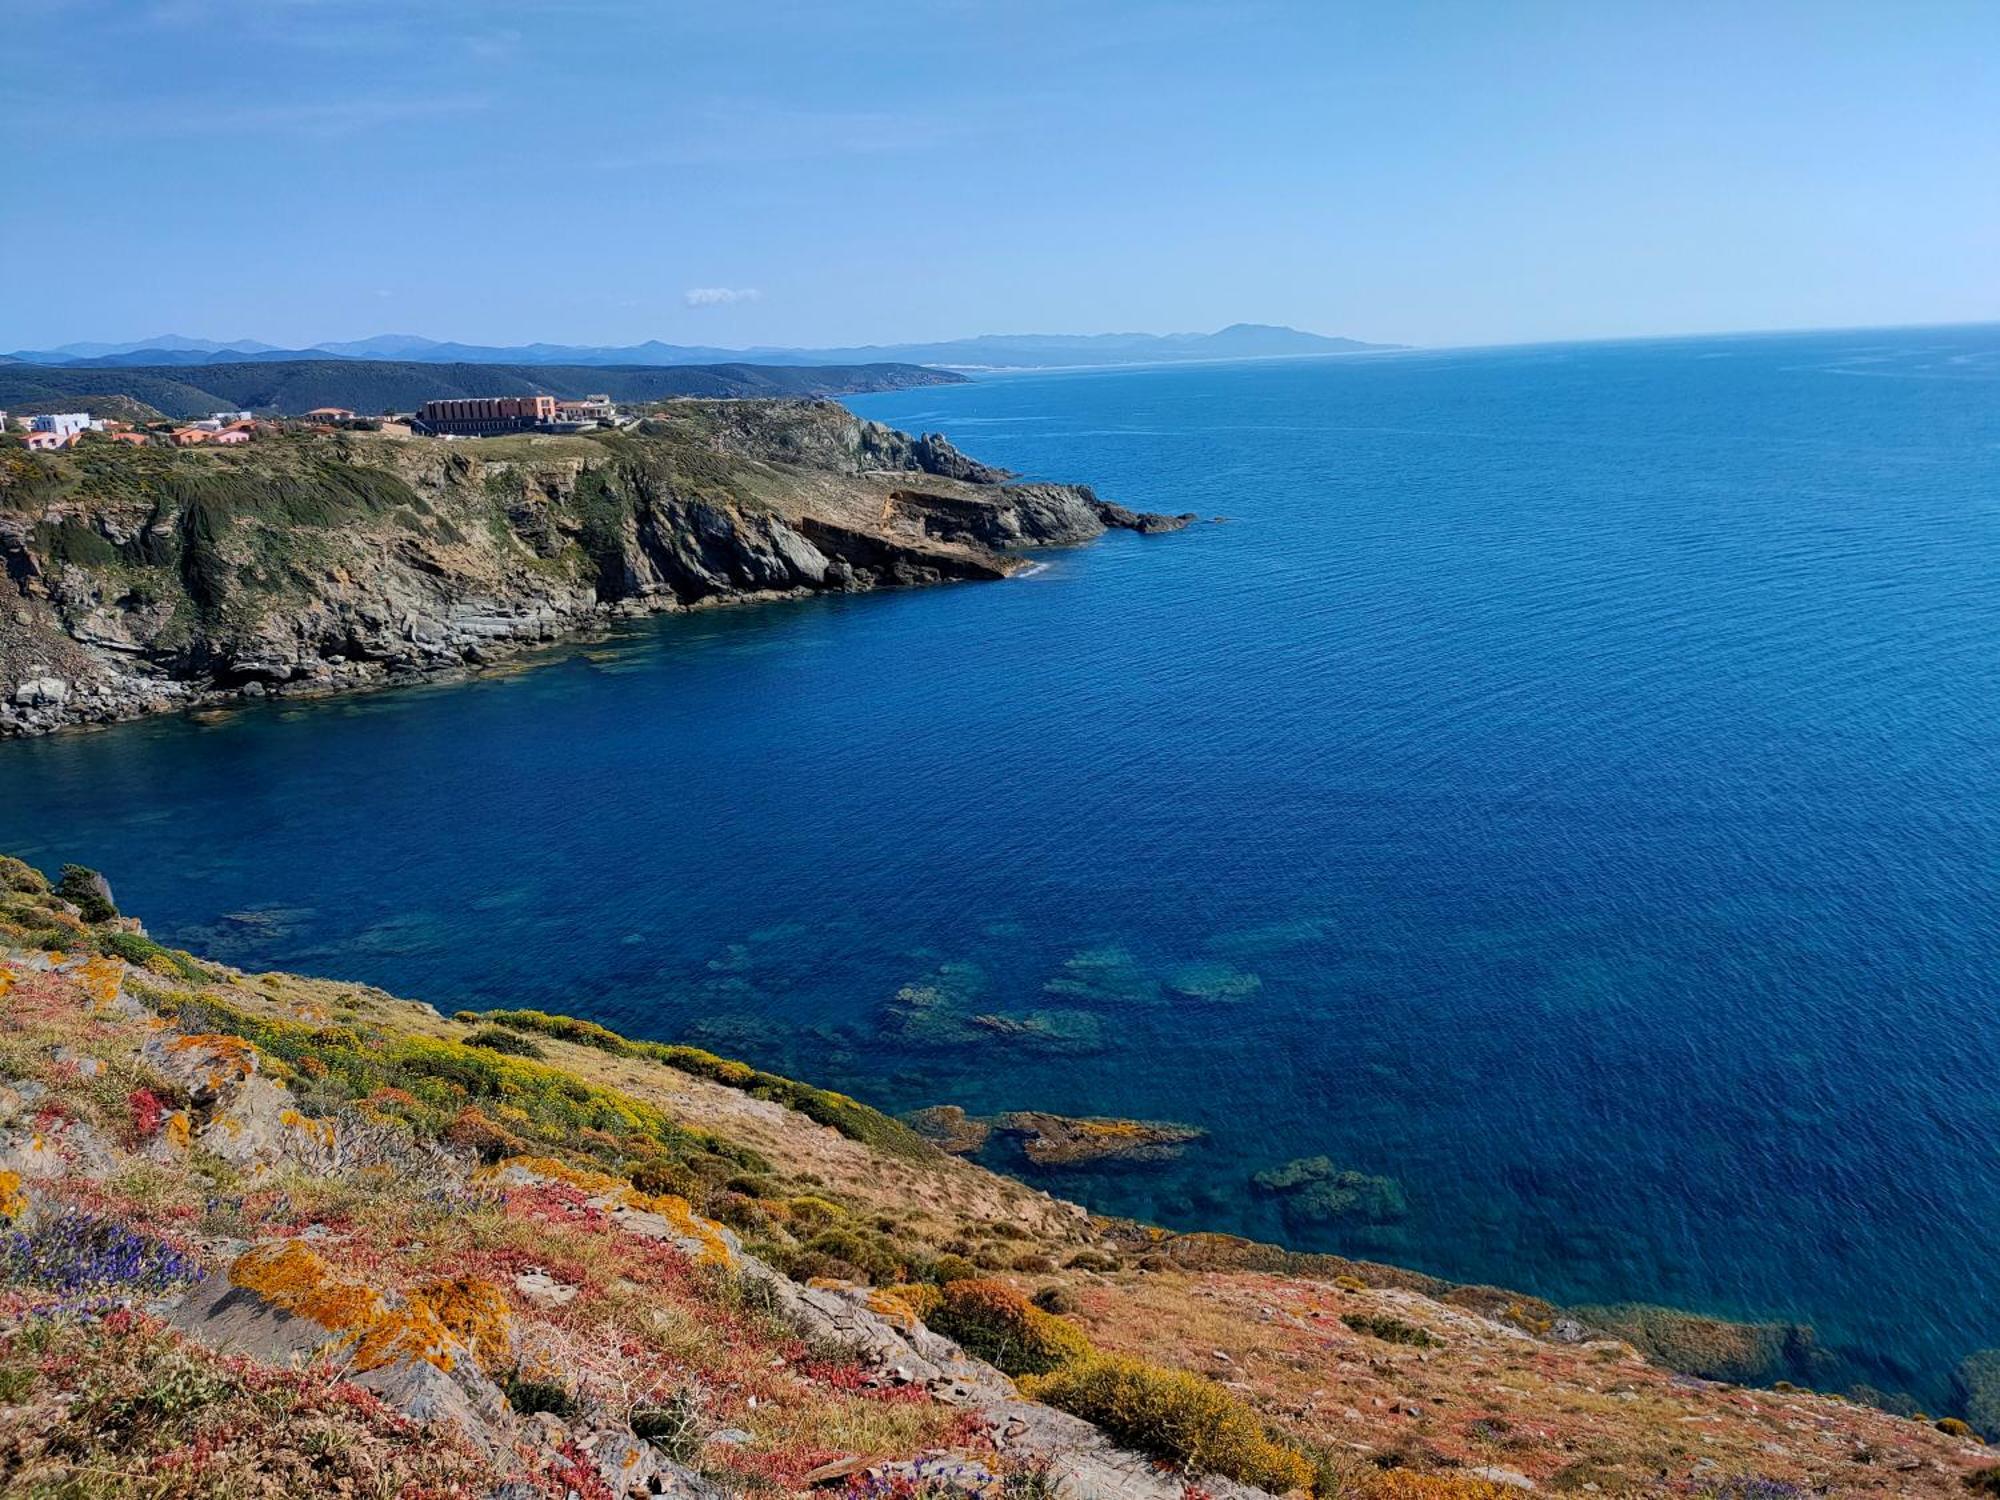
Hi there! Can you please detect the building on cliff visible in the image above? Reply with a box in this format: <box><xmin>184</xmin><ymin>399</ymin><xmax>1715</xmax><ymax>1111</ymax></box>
<box><xmin>555</xmin><ymin>394</ymin><xmax>616</xmax><ymax>425</ymax></box>
<box><xmin>414</xmin><ymin>395</ymin><xmax>559</xmax><ymax>437</ymax></box>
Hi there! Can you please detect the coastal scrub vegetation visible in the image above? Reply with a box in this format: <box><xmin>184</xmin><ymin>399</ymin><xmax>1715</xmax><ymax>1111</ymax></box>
<box><xmin>1020</xmin><ymin>1352</ymin><xmax>1318</xmax><ymax>1493</ymax></box>
<box><xmin>6</xmin><ymin>850</ymin><xmax>1998</xmax><ymax>1497</ymax></box>
<box><xmin>149</xmin><ymin>987</ymin><xmax>765</xmax><ymax>1190</ymax></box>
<box><xmin>472</xmin><ymin>1006</ymin><xmax>937</xmax><ymax>1158</ymax></box>
<box><xmin>925</xmin><ymin>1278</ymin><xmax>1092</xmax><ymax>1375</ymax></box>
<box><xmin>1340</xmin><ymin>1310</ymin><xmax>1441</xmax><ymax>1348</ymax></box>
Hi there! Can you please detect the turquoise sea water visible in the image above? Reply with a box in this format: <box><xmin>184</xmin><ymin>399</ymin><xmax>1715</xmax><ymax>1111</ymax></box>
<box><xmin>7</xmin><ymin>328</ymin><xmax>2000</xmax><ymax>1407</ymax></box>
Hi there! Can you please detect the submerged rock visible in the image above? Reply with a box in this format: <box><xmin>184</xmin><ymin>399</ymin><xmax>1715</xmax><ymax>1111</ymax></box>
<box><xmin>967</xmin><ymin>1009</ymin><xmax>1107</xmax><ymax>1054</ymax></box>
<box><xmin>1250</xmin><ymin>1156</ymin><xmax>1409</xmax><ymax>1226</ymax></box>
<box><xmin>1959</xmin><ymin>1349</ymin><xmax>2000</xmax><ymax>1439</ymax></box>
<box><xmin>1043</xmin><ymin>944</ymin><xmax>1161</xmax><ymax>1007</ymax></box>
<box><xmin>1164</xmin><ymin>960</ymin><xmax>1262</xmax><ymax>1002</ymax></box>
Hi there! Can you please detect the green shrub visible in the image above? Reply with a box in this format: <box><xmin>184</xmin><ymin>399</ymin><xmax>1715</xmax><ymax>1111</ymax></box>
<box><xmin>500</xmin><ymin>1370</ymin><xmax>577</xmax><ymax>1418</ymax></box>
<box><xmin>928</xmin><ymin>1254</ymin><xmax>978</xmax><ymax>1285</ymax></box>
<box><xmin>929</xmin><ymin>1279</ymin><xmax>1092</xmax><ymax>1376</ymax></box>
<box><xmin>97</xmin><ymin>930</ymin><xmax>208</xmax><ymax>983</ymax></box>
<box><xmin>37</xmin><ymin>517</ymin><xmax>121</xmax><ymax>569</ymax></box>
<box><xmin>0</xmin><ymin>856</ymin><xmax>50</xmax><ymax>895</ymax></box>
<box><xmin>1020</xmin><ymin>1353</ymin><xmax>1315</xmax><ymax>1493</ymax></box>
<box><xmin>799</xmin><ymin>1227</ymin><xmax>910</xmax><ymax>1285</ymax></box>
<box><xmin>629</xmin><ymin>1158</ymin><xmax>701</xmax><ymax>1199</ymax></box>
<box><xmin>464</xmin><ymin>1026</ymin><xmax>545</xmax><ymax>1059</ymax></box>
<box><xmin>1342</xmin><ymin>1312</ymin><xmax>1441</xmax><ymax>1348</ymax></box>
<box><xmin>56</xmin><ymin>864</ymin><xmax>118</xmax><ymax>923</ymax></box>
<box><xmin>786</xmin><ymin>1195</ymin><xmax>845</xmax><ymax>1230</ymax></box>
<box><xmin>474</xmin><ymin>1007</ymin><xmax>935</xmax><ymax>1157</ymax></box>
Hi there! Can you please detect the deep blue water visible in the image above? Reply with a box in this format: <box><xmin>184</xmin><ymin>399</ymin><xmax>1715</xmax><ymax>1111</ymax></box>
<box><xmin>7</xmin><ymin>327</ymin><xmax>2000</xmax><ymax>1405</ymax></box>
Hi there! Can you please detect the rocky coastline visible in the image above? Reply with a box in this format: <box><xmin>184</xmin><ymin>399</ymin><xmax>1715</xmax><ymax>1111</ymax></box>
<box><xmin>0</xmin><ymin>400</ymin><xmax>1195</xmax><ymax>738</ymax></box>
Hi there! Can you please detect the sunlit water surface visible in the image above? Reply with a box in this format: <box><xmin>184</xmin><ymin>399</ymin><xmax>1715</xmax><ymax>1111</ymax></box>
<box><xmin>9</xmin><ymin>328</ymin><xmax>2000</xmax><ymax>1404</ymax></box>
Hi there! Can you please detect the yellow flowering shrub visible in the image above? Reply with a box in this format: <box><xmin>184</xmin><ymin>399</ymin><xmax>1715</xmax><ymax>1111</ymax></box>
<box><xmin>1020</xmin><ymin>1352</ymin><xmax>1316</xmax><ymax>1495</ymax></box>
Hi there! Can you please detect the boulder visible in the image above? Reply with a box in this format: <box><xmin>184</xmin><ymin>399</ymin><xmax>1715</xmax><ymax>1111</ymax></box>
<box><xmin>12</xmin><ymin>677</ymin><xmax>68</xmax><ymax>707</ymax></box>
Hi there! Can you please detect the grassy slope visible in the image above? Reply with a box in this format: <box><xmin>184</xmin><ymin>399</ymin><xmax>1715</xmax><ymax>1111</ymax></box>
<box><xmin>3</xmin><ymin>857</ymin><xmax>1997</xmax><ymax>1497</ymax></box>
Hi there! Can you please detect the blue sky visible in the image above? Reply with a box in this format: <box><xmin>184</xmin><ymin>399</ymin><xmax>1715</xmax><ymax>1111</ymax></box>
<box><xmin>5</xmin><ymin>0</ymin><xmax>1997</xmax><ymax>350</ymax></box>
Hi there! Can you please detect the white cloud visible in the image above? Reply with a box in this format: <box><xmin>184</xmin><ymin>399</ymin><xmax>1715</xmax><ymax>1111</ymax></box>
<box><xmin>684</xmin><ymin>287</ymin><xmax>762</xmax><ymax>308</ymax></box>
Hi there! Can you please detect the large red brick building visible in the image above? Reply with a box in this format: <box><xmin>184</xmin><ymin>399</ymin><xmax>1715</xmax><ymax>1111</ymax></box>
<box><xmin>414</xmin><ymin>395</ymin><xmax>558</xmax><ymax>436</ymax></box>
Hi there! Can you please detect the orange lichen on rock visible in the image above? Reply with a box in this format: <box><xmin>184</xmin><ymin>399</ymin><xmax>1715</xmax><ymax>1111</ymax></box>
<box><xmin>475</xmin><ymin>1154</ymin><xmax>734</xmax><ymax>1266</ymax></box>
<box><xmin>76</xmin><ymin>956</ymin><xmax>126</xmax><ymax>1008</ymax></box>
<box><xmin>170</xmin><ymin>1033</ymin><xmax>260</xmax><ymax>1088</ymax></box>
<box><xmin>627</xmin><ymin>1190</ymin><xmax>733</xmax><ymax>1266</ymax></box>
<box><xmin>406</xmin><ymin>1276</ymin><xmax>515</xmax><ymax>1367</ymax></box>
<box><xmin>867</xmin><ymin>1284</ymin><xmax>943</xmax><ymax>1329</ymax></box>
<box><xmin>231</xmin><ymin>1242</ymin><xmax>396</xmax><ymax>1360</ymax></box>
<box><xmin>162</xmin><ymin>1111</ymin><xmax>192</xmax><ymax>1151</ymax></box>
<box><xmin>228</xmin><ymin>1241</ymin><xmax>511</xmax><ymax>1375</ymax></box>
<box><xmin>994</xmin><ymin>1111</ymin><xmax>1203</xmax><ymax>1166</ymax></box>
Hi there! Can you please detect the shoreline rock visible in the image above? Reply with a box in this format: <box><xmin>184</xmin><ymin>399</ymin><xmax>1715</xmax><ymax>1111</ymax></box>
<box><xmin>0</xmin><ymin>403</ymin><xmax>1195</xmax><ymax>739</ymax></box>
<box><xmin>993</xmin><ymin>1111</ymin><xmax>1205</xmax><ymax>1167</ymax></box>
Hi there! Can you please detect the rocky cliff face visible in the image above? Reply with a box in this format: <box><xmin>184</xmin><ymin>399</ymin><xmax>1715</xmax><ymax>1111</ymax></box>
<box><xmin>0</xmin><ymin>402</ymin><xmax>1194</xmax><ymax>736</ymax></box>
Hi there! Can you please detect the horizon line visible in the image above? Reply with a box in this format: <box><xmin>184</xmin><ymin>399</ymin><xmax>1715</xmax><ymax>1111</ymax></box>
<box><xmin>8</xmin><ymin>316</ymin><xmax>2000</xmax><ymax>369</ymax></box>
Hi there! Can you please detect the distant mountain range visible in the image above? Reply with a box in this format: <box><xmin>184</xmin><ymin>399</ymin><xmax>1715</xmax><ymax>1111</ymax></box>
<box><xmin>0</xmin><ymin>360</ymin><xmax>963</xmax><ymax>420</ymax></box>
<box><xmin>6</xmin><ymin>324</ymin><xmax>1397</xmax><ymax>372</ymax></box>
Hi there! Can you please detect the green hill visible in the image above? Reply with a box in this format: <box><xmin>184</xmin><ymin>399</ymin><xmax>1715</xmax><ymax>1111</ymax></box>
<box><xmin>0</xmin><ymin>358</ymin><xmax>963</xmax><ymax>418</ymax></box>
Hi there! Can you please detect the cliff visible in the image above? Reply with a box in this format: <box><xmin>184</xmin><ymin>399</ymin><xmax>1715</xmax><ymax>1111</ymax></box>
<box><xmin>0</xmin><ymin>402</ymin><xmax>1192</xmax><ymax>736</ymax></box>
<box><xmin>2</xmin><ymin>857</ymin><xmax>1995</xmax><ymax>1499</ymax></box>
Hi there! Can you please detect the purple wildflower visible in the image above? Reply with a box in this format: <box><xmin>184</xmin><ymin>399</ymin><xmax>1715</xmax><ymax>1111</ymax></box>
<box><xmin>0</xmin><ymin>1208</ymin><xmax>202</xmax><ymax>1298</ymax></box>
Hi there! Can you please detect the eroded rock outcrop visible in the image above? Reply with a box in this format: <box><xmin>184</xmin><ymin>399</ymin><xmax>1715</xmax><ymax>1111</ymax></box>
<box><xmin>1</xmin><ymin>401</ymin><xmax>1195</xmax><ymax>736</ymax></box>
<box><xmin>993</xmin><ymin>1112</ymin><xmax>1206</xmax><ymax>1167</ymax></box>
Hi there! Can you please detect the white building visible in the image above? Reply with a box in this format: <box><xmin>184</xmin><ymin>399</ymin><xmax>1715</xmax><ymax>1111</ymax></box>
<box><xmin>33</xmin><ymin>412</ymin><xmax>92</xmax><ymax>439</ymax></box>
<box><xmin>210</xmin><ymin>410</ymin><xmax>254</xmax><ymax>423</ymax></box>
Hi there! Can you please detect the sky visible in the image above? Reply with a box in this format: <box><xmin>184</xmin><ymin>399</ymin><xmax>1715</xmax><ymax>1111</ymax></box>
<box><xmin>4</xmin><ymin>0</ymin><xmax>1997</xmax><ymax>352</ymax></box>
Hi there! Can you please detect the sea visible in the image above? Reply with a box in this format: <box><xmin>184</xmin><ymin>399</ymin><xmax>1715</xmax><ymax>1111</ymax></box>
<box><xmin>7</xmin><ymin>325</ymin><xmax>2000</xmax><ymax>1408</ymax></box>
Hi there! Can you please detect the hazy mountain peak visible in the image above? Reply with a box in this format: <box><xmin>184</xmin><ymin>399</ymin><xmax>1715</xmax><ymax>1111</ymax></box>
<box><xmin>6</xmin><ymin>324</ymin><xmax>1400</xmax><ymax>372</ymax></box>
